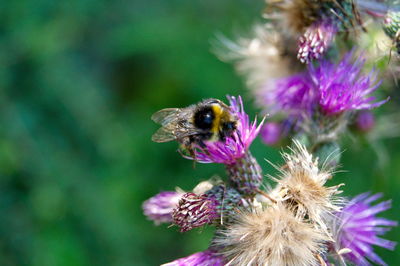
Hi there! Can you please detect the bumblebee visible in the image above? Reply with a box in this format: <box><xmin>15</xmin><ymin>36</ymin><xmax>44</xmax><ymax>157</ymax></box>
<box><xmin>151</xmin><ymin>99</ymin><xmax>237</xmax><ymax>153</ymax></box>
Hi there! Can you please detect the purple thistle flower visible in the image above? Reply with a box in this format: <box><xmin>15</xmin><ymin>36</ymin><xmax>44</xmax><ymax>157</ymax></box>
<box><xmin>162</xmin><ymin>249</ymin><xmax>224</xmax><ymax>266</ymax></box>
<box><xmin>335</xmin><ymin>192</ymin><xmax>397</xmax><ymax>266</ymax></box>
<box><xmin>190</xmin><ymin>96</ymin><xmax>264</xmax><ymax>164</ymax></box>
<box><xmin>262</xmin><ymin>52</ymin><xmax>388</xmax><ymax>118</ymax></box>
<box><xmin>298</xmin><ymin>21</ymin><xmax>337</xmax><ymax>64</ymax></box>
<box><xmin>172</xmin><ymin>192</ymin><xmax>219</xmax><ymax>232</ymax></box>
<box><xmin>142</xmin><ymin>191</ymin><xmax>183</xmax><ymax>225</ymax></box>
<box><xmin>260</xmin><ymin>122</ymin><xmax>284</xmax><ymax>146</ymax></box>
<box><xmin>262</xmin><ymin>72</ymin><xmax>317</xmax><ymax>117</ymax></box>
<box><xmin>355</xmin><ymin>110</ymin><xmax>375</xmax><ymax>132</ymax></box>
<box><xmin>310</xmin><ymin>53</ymin><xmax>387</xmax><ymax>115</ymax></box>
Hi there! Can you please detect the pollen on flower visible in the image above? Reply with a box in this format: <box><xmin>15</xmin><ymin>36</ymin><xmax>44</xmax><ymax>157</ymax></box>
<box><xmin>213</xmin><ymin>203</ymin><xmax>328</xmax><ymax>266</ymax></box>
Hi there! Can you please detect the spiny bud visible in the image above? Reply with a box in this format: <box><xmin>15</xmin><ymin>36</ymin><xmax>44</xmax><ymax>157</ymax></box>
<box><xmin>297</xmin><ymin>21</ymin><xmax>336</xmax><ymax>64</ymax></box>
<box><xmin>172</xmin><ymin>192</ymin><xmax>219</xmax><ymax>232</ymax></box>
<box><xmin>383</xmin><ymin>11</ymin><xmax>400</xmax><ymax>39</ymax></box>
<box><xmin>226</xmin><ymin>151</ymin><xmax>263</xmax><ymax>196</ymax></box>
<box><xmin>205</xmin><ymin>185</ymin><xmax>243</xmax><ymax>224</ymax></box>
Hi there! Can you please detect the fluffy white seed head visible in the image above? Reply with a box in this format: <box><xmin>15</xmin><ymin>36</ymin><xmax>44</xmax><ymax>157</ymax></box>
<box><xmin>270</xmin><ymin>141</ymin><xmax>343</xmax><ymax>234</ymax></box>
<box><xmin>215</xmin><ymin>25</ymin><xmax>298</xmax><ymax>93</ymax></box>
<box><xmin>213</xmin><ymin>203</ymin><xmax>328</xmax><ymax>266</ymax></box>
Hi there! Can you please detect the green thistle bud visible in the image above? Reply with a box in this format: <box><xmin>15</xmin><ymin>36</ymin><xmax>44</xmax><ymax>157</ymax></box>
<box><xmin>205</xmin><ymin>185</ymin><xmax>243</xmax><ymax>225</ymax></box>
<box><xmin>225</xmin><ymin>151</ymin><xmax>263</xmax><ymax>197</ymax></box>
<box><xmin>383</xmin><ymin>11</ymin><xmax>400</xmax><ymax>39</ymax></box>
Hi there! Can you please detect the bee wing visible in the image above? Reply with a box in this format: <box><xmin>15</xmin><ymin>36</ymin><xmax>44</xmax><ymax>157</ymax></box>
<box><xmin>152</xmin><ymin>122</ymin><xmax>202</xmax><ymax>143</ymax></box>
<box><xmin>151</xmin><ymin>107</ymin><xmax>201</xmax><ymax>143</ymax></box>
<box><xmin>151</xmin><ymin>126</ymin><xmax>178</xmax><ymax>142</ymax></box>
<box><xmin>151</xmin><ymin>108</ymin><xmax>181</xmax><ymax>126</ymax></box>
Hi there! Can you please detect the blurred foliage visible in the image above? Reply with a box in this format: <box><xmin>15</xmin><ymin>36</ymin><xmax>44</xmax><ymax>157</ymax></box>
<box><xmin>0</xmin><ymin>0</ymin><xmax>398</xmax><ymax>265</ymax></box>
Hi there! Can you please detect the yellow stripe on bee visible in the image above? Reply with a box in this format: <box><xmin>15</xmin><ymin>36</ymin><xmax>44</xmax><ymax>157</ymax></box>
<box><xmin>211</xmin><ymin>104</ymin><xmax>223</xmax><ymax>134</ymax></box>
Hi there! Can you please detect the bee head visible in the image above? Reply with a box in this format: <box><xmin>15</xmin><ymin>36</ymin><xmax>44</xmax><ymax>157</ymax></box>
<box><xmin>219</xmin><ymin>120</ymin><xmax>237</xmax><ymax>141</ymax></box>
<box><xmin>222</xmin><ymin>121</ymin><xmax>236</xmax><ymax>132</ymax></box>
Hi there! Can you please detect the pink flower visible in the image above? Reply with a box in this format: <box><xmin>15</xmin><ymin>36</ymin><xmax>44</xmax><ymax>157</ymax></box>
<box><xmin>142</xmin><ymin>191</ymin><xmax>183</xmax><ymax>225</ymax></box>
<box><xmin>189</xmin><ymin>96</ymin><xmax>264</xmax><ymax>164</ymax></box>
<box><xmin>162</xmin><ymin>249</ymin><xmax>224</xmax><ymax>266</ymax></box>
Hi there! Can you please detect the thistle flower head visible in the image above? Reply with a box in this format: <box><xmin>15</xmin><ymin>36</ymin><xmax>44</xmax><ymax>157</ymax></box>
<box><xmin>311</xmin><ymin>53</ymin><xmax>387</xmax><ymax>115</ymax></box>
<box><xmin>162</xmin><ymin>249</ymin><xmax>224</xmax><ymax>266</ymax></box>
<box><xmin>214</xmin><ymin>203</ymin><xmax>328</xmax><ymax>266</ymax></box>
<box><xmin>142</xmin><ymin>191</ymin><xmax>183</xmax><ymax>225</ymax></box>
<box><xmin>271</xmin><ymin>141</ymin><xmax>343</xmax><ymax>231</ymax></box>
<box><xmin>354</xmin><ymin>110</ymin><xmax>375</xmax><ymax>132</ymax></box>
<box><xmin>172</xmin><ymin>192</ymin><xmax>219</xmax><ymax>232</ymax></box>
<box><xmin>192</xmin><ymin>96</ymin><xmax>264</xmax><ymax>164</ymax></box>
<box><xmin>262</xmin><ymin>52</ymin><xmax>387</xmax><ymax>118</ymax></box>
<box><xmin>261</xmin><ymin>121</ymin><xmax>284</xmax><ymax>146</ymax></box>
<box><xmin>332</xmin><ymin>192</ymin><xmax>397</xmax><ymax>266</ymax></box>
<box><xmin>298</xmin><ymin>21</ymin><xmax>337</xmax><ymax>64</ymax></box>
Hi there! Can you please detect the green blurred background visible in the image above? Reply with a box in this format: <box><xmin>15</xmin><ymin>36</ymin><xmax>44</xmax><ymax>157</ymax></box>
<box><xmin>0</xmin><ymin>0</ymin><xmax>398</xmax><ymax>265</ymax></box>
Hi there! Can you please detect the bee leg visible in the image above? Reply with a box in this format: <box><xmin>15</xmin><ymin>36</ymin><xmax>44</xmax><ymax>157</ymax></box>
<box><xmin>197</xmin><ymin>139</ymin><xmax>211</xmax><ymax>156</ymax></box>
<box><xmin>181</xmin><ymin>136</ymin><xmax>197</xmax><ymax>168</ymax></box>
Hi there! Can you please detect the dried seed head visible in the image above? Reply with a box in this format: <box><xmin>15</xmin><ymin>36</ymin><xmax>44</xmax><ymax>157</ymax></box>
<box><xmin>213</xmin><ymin>203</ymin><xmax>328</xmax><ymax>266</ymax></box>
<box><xmin>271</xmin><ymin>141</ymin><xmax>343</xmax><ymax>232</ymax></box>
<box><xmin>265</xmin><ymin>0</ymin><xmax>363</xmax><ymax>36</ymax></box>
<box><xmin>216</xmin><ymin>25</ymin><xmax>297</xmax><ymax>92</ymax></box>
<box><xmin>265</xmin><ymin>0</ymin><xmax>321</xmax><ymax>34</ymax></box>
